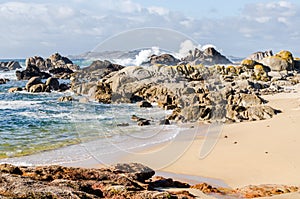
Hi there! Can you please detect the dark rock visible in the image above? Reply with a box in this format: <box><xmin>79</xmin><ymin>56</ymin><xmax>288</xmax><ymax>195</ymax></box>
<box><xmin>16</xmin><ymin>64</ymin><xmax>51</xmax><ymax>80</ymax></box>
<box><xmin>109</xmin><ymin>163</ymin><xmax>155</xmax><ymax>182</ymax></box>
<box><xmin>45</xmin><ymin>77</ymin><xmax>60</xmax><ymax>91</ymax></box>
<box><xmin>0</xmin><ymin>78</ymin><xmax>9</xmax><ymax>84</ymax></box>
<box><xmin>159</xmin><ymin>119</ymin><xmax>170</xmax><ymax>125</ymax></box>
<box><xmin>138</xmin><ymin>120</ymin><xmax>151</xmax><ymax>126</ymax></box>
<box><xmin>0</xmin><ymin>61</ymin><xmax>22</xmax><ymax>71</ymax></box>
<box><xmin>58</xmin><ymin>83</ymin><xmax>70</xmax><ymax>92</ymax></box>
<box><xmin>138</xmin><ymin>101</ymin><xmax>153</xmax><ymax>108</ymax></box>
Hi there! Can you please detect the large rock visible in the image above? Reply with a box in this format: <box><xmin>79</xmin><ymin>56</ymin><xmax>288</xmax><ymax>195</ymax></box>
<box><xmin>0</xmin><ymin>163</ymin><xmax>197</xmax><ymax>198</ymax></box>
<box><xmin>142</xmin><ymin>54</ymin><xmax>180</xmax><ymax>66</ymax></box>
<box><xmin>16</xmin><ymin>64</ymin><xmax>51</xmax><ymax>80</ymax></box>
<box><xmin>182</xmin><ymin>47</ymin><xmax>232</xmax><ymax>65</ymax></box>
<box><xmin>25</xmin><ymin>77</ymin><xmax>42</xmax><ymax>91</ymax></box>
<box><xmin>29</xmin><ymin>83</ymin><xmax>49</xmax><ymax>93</ymax></box>
<box><xmin>45</xmin><ymin>77</ymin><xmax>59</xmax><ymax>91</ymax></box>
<box><xmin>109</xmin><ymin>163</ymin><xmax>155</xmax><ymax>182</ymax></box>
<box><xmin>259</xmin><ymin>50</ymin><xmax>294</xmax><ymax>71</ymax></box>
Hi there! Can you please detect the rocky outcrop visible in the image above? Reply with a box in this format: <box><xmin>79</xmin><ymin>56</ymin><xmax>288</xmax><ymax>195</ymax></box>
<box><xmin>17</xmin><ymin>53</ymin><xmax>78</xmax><ymax>80</ymax></box>
<box><xmin>246</xmin><ymin>50</ymin><xmax>273</xmax><ymax>61</ymax></box>
<box><xmin>24</xmin><ymin>76</ymin><xmax>66</xmax><ymax>93</ymax></box>
<box><xmin>0</xmin><ymin>163</ymin><xmax>298</xmax><ymax>199</ymax></box>
<box><xmin>182</xmin><ymin>47</ymin><xmax>232</xmax><ymax>65</ymax></box>
<box><xmin>0</xmin><ymin>163</ymin><xmax>197</xmax><ymax>199</ymax></box>
<box><xmin>16</xmin><ymin>64</ymin><xmax>51</xmax><ymax>80</ymax></box>
<box><xmin>0</xmin><ymin>61</ymin><xmax>22</xmax><ymax>71</ymax></box>
<box><xmin>142</xmin><ymin>54</ymin><xmax>180</xmax><ymax>66</ymax></box>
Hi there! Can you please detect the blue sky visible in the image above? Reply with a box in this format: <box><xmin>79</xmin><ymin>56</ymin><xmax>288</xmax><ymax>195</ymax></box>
<box><xmin>0</xmin><ymin>0</ymin><xmax>300</xmax><ymax>58</ymax></box>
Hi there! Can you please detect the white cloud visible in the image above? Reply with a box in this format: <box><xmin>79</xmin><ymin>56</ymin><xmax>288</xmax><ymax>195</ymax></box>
<box><xmin>0</xmin><ymin>0</ymin><xmax>300</xmax><ymax>58</ymax></box>
<box><xmin>147</xmin><ymin>6</ymin><xmax>169</xmax><ymax>16</ymax></box>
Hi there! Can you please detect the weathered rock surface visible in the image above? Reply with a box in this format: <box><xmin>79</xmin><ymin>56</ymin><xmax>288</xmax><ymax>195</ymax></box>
<box><xmin>142</xmin><ymin>54</ymin><xmax>180</xmax><ymax>66</ymax></box>
<box><xmin>68</xmin><ymin>49</ymin><xmax>300</xmax><ymax>124</ymax></box>
<box><xmin>182</xmin><ymin>47</ymin><xmax>232</xmax><ymax>65</ymax></box>
<box><xmin>0</xmin><ymin>163</ymin><xmax>196</xmax><ymax>199</ymax></box>
<box><xmin>0</xmin><ymin>163</ymin><xmax>298</xmax><ymax>199</ymax></box>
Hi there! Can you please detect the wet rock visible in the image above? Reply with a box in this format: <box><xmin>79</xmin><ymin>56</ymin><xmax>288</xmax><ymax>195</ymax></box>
<box><xmin>159</xmin><ymin>119</ymin><xmax>170</xmax><ymax>125</ymax></box>
<box><xmin>29</xmin><ymin>83</ymin><xmax>49</xmax><ymax>93</ymax></box>
<box><xmin>138</xmin><ymin>101</ymin><xmax>153</xmax><ymax>108</ymax></box>
<box><xmin>58</xmin><ymin>83</ymin><xmax>70</xmax><ymax>92</ymax></box>
<box><xmin>0</xmin><ymin>78</ymin><xmax>9</xmax><ymax>84</ymax></box>
<box><xmin>8</xmin><ymin>87</ymin><xmax>23</xmax><ymax>93</ymax></box>
<box><xmin>25</xmin><ymin>77</ymin><xmax>42</xmax><ymax>91</ymax></box>
<box><xmin>45</xmin><ymin>77</ymin><xmax>59</xmax><ymax>91</ymax></box>
<box><xmin>138</xmin><ymin>119</ymin><xmax>151</xmax><ymax>126</ymax></box>
<box><xmin>16</xmin><ymin>64</ymin><xmax>51</xmax><ymax>80</ymax></box>
<box><xmin>58</xmin><ymin>96</ymin><xmax>74</xmax><ymax>102</ymax></box>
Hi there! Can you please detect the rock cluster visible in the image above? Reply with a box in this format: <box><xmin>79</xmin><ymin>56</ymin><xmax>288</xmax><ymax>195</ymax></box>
<box><xmin>16</xmin><ymin>53</ymin><xmax>79</xmax><ymax>80</ymax></box>
<box><xmin>0</xmin><ymin>163</ymin><xmax>298</xmax><ymax>199</ymax></box>
<box><xmin>23</xmin><ymin>76</ymin><xmax>69</xmax><ymax>93</ymax></box>
<box><xmin>69</xmin><ymin>49</ymin><xmax>300</xmax><ymax>124</ymax></box>
<box><xmin>0</xmin><ymin>61</ymin><xmax>22</xmax><ymax>71</ymax></box>
<box><xmin>0</xmin><ymin>163</ymin><xmax>192</xmax><ymax>199</ymax></box>
<box><xmin>0</xmin><ymin>78</ymin><xmax>9</xmax><ymax>84</ymax></box>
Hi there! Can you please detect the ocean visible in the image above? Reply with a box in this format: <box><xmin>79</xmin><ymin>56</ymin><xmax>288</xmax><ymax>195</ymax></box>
<box><xmin>0</xmin><ymin>59</ymin><xmax>197</xmax><ymax>167</ymax></box>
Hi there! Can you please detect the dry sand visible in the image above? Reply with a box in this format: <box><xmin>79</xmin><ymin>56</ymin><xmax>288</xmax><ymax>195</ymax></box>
<box><xmin>120</xmin><ymin>84</ymin><xmax>300</xmax><ymax>198</ymax></box>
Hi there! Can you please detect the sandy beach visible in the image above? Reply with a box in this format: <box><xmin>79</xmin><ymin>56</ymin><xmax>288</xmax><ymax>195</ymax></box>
<box><xmin>117</xmin><ymin>83</ymin><xmax>300</xmax><ymax>197</ymax></box>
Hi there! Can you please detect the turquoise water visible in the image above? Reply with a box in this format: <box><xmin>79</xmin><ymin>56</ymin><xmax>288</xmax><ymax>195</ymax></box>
<box><xmin>0</xmin><ymin>61</ymin><xmax>175</xmax><ymax>160</ymax></box>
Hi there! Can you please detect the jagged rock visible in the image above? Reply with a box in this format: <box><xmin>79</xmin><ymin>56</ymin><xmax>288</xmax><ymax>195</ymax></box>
<box><xmin>246</xmin><ymin>50</ymin><xmax>273</xmax><ymax>61</ymax></box>
<box><xmin>8</xmin><ymin>87</ymin><xmax>23</xmax><ymax>93</ymax></box>
<box><xmin>182</xmin><ymin>47</ymin><xmax>232</xmax><ymax>65</ymax></box>
<box><xmin>45</xmin><ymin>77</ymin><xmax>59</xmax><ymax>91</ymax></box>
<box><xmin>0</xmin><ymin>61</ymin><xmax>22</xmax><ymax>71</ymax></box>
<box><xmin>16</xmin><ymin>64</ymin><xmax>51</xmax><ymax>80</ymax></box>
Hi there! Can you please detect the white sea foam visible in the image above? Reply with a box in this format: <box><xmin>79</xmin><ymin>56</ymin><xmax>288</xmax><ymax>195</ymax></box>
<box><xmin>0</xmin><ymin>100</ymin><xmax>41</xmax><ymax>110</ymax></box>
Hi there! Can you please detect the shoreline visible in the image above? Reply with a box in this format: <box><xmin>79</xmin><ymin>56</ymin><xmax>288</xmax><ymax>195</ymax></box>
<box><xmin>115</xmin><ymin>84</ymin><xmax>300</xmax><ymax>189</ymax></box>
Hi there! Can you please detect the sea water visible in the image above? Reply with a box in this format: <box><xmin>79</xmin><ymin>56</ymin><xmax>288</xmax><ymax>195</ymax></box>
<box><xmin>0</xmin><ymin>59</ymin><xmax>192</xmax><ymax>166</ymax></box>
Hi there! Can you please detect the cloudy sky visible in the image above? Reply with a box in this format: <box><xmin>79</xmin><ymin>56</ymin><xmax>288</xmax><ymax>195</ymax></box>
<box><xmin>0</xmin><ymin>0</ymin><xmax>299</xmax><ymax>58</ymax></box>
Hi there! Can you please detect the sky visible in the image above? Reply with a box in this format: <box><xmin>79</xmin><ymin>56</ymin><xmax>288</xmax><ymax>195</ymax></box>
<box><xmin>0</xmin><ymin>0</ymin><xmax>300</xmax><ymax>58</ymax></box>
